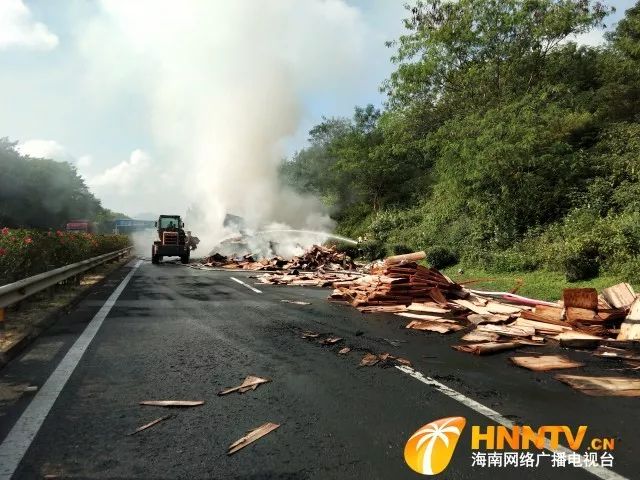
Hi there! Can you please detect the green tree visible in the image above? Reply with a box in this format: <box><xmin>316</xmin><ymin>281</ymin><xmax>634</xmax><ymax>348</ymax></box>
<box><xmin>0</xmin><ymin>138</ymin><xmax>104</xmax><ymax>229</ymax></box>
<box><xmin>384</xmin><ymin>0</ymin><xmax>610</xmax><ymax>114</ymax></box>
<box><xmin>599</xmin><ymin>1</ymin><xmax>640</xmax><ymax>121</ymax></box>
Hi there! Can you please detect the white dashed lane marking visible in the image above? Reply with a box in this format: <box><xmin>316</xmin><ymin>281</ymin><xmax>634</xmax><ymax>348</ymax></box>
<box><xmin>230</xmin><ymin>276</ymin><xmax>262</xmax><ymax>294</ymax></box>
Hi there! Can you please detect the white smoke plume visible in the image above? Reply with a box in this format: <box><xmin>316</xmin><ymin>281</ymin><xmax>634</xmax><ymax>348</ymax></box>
<box><xmin>78</xmin><ymin>0</ymin><xmax>371</xmax><ymax>255</ymax></box>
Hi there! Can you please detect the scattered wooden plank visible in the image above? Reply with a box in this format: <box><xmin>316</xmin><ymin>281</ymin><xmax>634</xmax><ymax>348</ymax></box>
<box><xmin>602</xmin><ymin>283</ymin><xmax>636</xmax><ymax>309</ymax></box>
<box><xmin>466</xmin><ymin>313</ymin><xmax>511</xmax><ymax>324</ymax></box>
<box><xmin>218</xmin><ymin>376</ymin><xmax>271</xmax><ymax>396</ymax></box>
<box><xmin>511</xmin><ymin>355</ymin><xmax>584</xmax><ymax>371</ymax></box>
<box><xmin>452</xmin><ymin>342</ymin><xmax>520</xmax><ymax>355</ymax></box>
<box><xmin>405</xmin><ymin>320</ymin><xmax>462</xmax><ymax>333</ymax></box>
<box><xmin>563</xmin><ymin>288</ymin><xmax>598</xmax><ymax>310</ymax></box>
<box><xmin>139</xmin><ymin>400</ymin><xmax>204</xmax><ymax>407</ymax></box>
<box><xmin>428</xmin><ymin>287</ymin><xmax>449</xmax><ymax>305</ymax></box>
<box><xmin>396</xmin><ymin>312</ymin><xmax>456</xmax><ymax>322</ymax></box>
<box><xmin>601</xmin><ymin>339</ymin><xmax>640</xmax><ymax>351</ymax></box>
<box><xmin>555</xmin><ymin>331</ymin><xmax>601</xmax><ymax>349</ymax></box>
<box><xmin>468</xmin><ymin>295</ymin><xmax>488</xmax><ymax>306</ymax></box>
<box><xmin>128</xmin><ymin>415</ymin><xmax>172</xmax><ymax>436</ymax></box>
<box><xmin>406</xmin><ymin>303</ymin><xmax>450</xmax><ymax>314</ymax></box>
<box><xmin>227</xmin><ymin>422</ymin><xmax>280</xmax><ymax>455</ymax></box>
<box><xmin>384</xmin><ymin>251</ymin><xmax>426</xmax><ymax>266</ymax></box>
<box><xmin>476</xmin><ymin>324</ymin><xmax>536</xmax><ymax>338</ymax></box>
<box><xmin>512</xmin><ymin>318</ymin><xmax>572</xmax><ymax>335</ymax></box>
<box><xmin>596</xmin><ymin>309</ymin><xmax>627</xmax><ymax>322</ymax></box>
<box><xmin>555</xmin><ymin>374</ymin><xmax>640</xmax><ymax>396</ymax></box>
<box><xmin>598</xmin><ymin>295</ymin><xmax>612</xmax><ymax>309</ymax></box>
<box><xmin>359</xmin><ymin>353</ymin><xmax>379</xmax><ymax>366</ymax></box>
<box><xmin>594</xmin><ymin>346</ymin><xmax>640</xmax><ymax>362</ymax></box>
<box><xmin>484</xmin><ymin>301</ymin><xmax>523</xmax><ymax>315</ymax></box>
<box><xmin>514</xmin><ymin>338</ymin><xmax>546</xmax><ymax>346</ymax></box>
<box><xmin>395</xmin><ymin>357</ymin><xmax>412</xmax><ymax>367</ymax></box>
<box><xmin>532</xmin><ymin>304</ymin><xmax>564</xmax><ymax>322</ymax></box>
<box><xmin>357</xmin><ymin>305</ymin><xmax>407</xmax><ymax>313</ymax></box>
<box><xmin>519</xmin><ymin>310</ymin><xmax>568</xmax><ymax>327</ymax></box>
<box><xmin>460</xmin><ymin>330</ymin><xmax>500</xmax><ymax>343</ymax></box>
<box><xmin>617</xmin><ymin>298</ymin><xmax>640</xmax><ymax>341</ymax></box>
<box><xmin>453</xmin><ymin>299</ymin><xmax>492</xmax><ymax>315</ymax></box>
<box><xmin>565</xmin><ymin>307</ymin><xmax>598</xmax><ymax>323</ymax></box>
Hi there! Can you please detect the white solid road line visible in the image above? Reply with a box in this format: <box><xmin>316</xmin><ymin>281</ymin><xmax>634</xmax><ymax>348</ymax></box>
<box><xmin>396</xmin><ymin>365</ymin><xmax>629</xmax><ymax>480</ymax></box>
<box><xmin>230</xmin><ymin>276</ymin><xmax>262</xmax><ymax>294</ymax></box>
<box><xmin>0</xmin><ymin>260</ymin><xmax>143</xmax><ymax>480</ymax></box>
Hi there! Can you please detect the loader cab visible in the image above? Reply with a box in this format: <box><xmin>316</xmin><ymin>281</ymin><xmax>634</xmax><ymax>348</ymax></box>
<box><xmin>156</xmin><ymin>216</ymin><xmax>183</xmax><ymax>231</ymax></box>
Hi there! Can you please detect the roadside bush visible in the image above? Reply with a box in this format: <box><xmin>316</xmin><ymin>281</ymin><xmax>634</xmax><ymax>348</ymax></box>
<box><xmin>618</xmin><ymin>257</ymin><xmax>640</xmax><ymax>284</ymax></box>
<box><xmin>563</xmin><ymin>248</ymin><xmax>600</xmax><ymax>282</ymax></box>
<box><xmin>334</xmin><ymin>204</ymin><xmax>375</xmax><ymax>240</ymax></box>
<box><xmin>530</xmin><ymin>209</ymin><xmax>640</xmax><ymax>280</ymax></box>
<box><xmin>0</xmin><ymin>227</ymin><xmax>131</xmax><ymax>285</ymax></box>
<box><xmin>480</xmin><ymin>250</ymin><xmax>540</xmax><ymax>273</ymax></box>
<box><xmin>392</xmin><ymin>244</ymin><xmax>414</xmax><ymax>255</ymax></box>
<box><xmin>359</xmin><ymin>239</ymin><xmax>387</xmax><ymax>261</ymax></box>
<box><xmin>426</xmin><ymin>246</ymin><xmax>458</xmax><ymax>269</ymax></box>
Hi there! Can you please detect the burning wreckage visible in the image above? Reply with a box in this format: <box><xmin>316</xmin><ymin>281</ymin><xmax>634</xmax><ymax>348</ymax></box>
<box><xmin>193</xmin><ymin>247</ymin><xmax>640</xmax><ymax>396</ymax></box>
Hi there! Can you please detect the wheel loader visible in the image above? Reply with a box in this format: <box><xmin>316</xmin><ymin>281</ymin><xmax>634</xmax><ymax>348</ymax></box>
<box><xmin>151</xmin><ymin>215</ymin><xmax>198</xmax><ymax>264</ymax></box>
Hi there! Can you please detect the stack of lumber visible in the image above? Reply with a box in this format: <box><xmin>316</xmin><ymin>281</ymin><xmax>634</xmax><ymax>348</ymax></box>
<box><xmin>328</xmin><ymin>252</ymin><xmax>461</xmax><ymax>308</ymax></box>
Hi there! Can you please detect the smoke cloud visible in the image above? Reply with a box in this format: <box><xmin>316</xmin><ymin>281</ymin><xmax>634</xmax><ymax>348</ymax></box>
<box><xmin>78</xmin><ymin>0</ymin><xmax>372</xmax><ymax>254</ymax></box>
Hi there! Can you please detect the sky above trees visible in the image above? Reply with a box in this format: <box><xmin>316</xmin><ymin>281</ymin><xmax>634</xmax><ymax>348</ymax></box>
<box><xmin>0</xmin><ymin>0</ymin><xmax>634</xmax><ymax>216</ymax></box>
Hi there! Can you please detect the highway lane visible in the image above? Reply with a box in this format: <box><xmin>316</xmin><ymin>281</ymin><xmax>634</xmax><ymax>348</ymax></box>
<box><xmin>0</xmin><ymin>260</ymin><xmax>637</xmax><ymax>479</ymax></box>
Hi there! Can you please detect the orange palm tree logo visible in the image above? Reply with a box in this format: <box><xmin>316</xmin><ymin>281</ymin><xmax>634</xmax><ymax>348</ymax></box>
<box><xmin>404</xmin><ymin>417</ymin><xmax>466</xmax><ymax>475</ymax></box>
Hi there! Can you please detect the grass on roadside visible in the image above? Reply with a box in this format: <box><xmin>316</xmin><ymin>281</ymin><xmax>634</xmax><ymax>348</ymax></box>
<box><xmin>441</xmin><ymin>266</ymin><xmax>633</xmax><ymax>302</ymax></box>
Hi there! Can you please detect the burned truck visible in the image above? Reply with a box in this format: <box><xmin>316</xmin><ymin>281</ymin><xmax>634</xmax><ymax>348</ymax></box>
<box><xmin>151</xmin><ymin>215</ymin><xmax>198</xmax><ymax>264</ymax></box>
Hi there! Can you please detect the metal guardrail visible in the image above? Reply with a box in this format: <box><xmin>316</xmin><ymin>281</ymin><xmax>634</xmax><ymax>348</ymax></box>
<box><xmin>0</xmin><ymin>247</ymin><xmax>133</xmax><ymax>310</ymax></box>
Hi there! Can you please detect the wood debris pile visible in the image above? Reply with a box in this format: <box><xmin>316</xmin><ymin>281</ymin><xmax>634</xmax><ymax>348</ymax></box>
<box><xmin>256</xmin><ymin>271</ymin><xmax>362</xmax><ymax>287</ymax></box>
<box><xmin>202</xmin><ymin>253</ymin><xmax>287</xmax><ymax>271</ymax></box>
<box><xmin>202</xmin><ymin>244</ymin><xmax>356</xmax><ymax>272</ymax></box>
<box><xmin>287</xmin><ymin>244</ymin><xmax>356</xmax><ymax>271</ymax></box>
<box><xmin>328</xmin><ymin>251</ymin><xmax>461</xmax><ymax>308</ymax></box>
<box><xmin>327</xmin><ymin>252</ymin><xmax>640</xmax><ymax>369</ymax></box>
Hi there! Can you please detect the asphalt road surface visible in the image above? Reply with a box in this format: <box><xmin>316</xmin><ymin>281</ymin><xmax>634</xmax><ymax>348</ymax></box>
<box><xmin>0</xmin><ymin>259</ymin><xmax>637</xmax><ymax>479</ymax></box>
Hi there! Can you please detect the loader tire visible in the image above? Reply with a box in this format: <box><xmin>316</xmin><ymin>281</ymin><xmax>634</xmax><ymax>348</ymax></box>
<box><xmin>180</xmin><ymin>254</ymin><xmax>190</xmax><ymax>264</ymax></box>
<box><xmin>152</xmin><ymin>253</ymin><xmax>160</xmax><ymax>264</ymax></box>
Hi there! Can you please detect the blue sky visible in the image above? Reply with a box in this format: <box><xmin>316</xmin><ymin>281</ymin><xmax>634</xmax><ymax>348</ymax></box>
<box><xmin>0</xmin><ymin>0</ymin><xmax>635</xmax><ymax>217</ymax></box>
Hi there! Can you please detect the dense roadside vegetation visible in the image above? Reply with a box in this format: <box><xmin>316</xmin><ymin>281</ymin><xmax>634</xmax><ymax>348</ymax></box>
<box><xmin>0</xmin><ymin>228</ymin><xmax>130</xmax><ymax>284</ymax></box>
<box><xmin>0</xmin><ymin>138</ymin><xmax>126</xmax><ymax>232</ymax></box>
<box><xmin>281</xmin><ymin>0</ymin><xmax>640</xmax><ymax>283</ymax></box>
<box><xmin>0</xmin><ymin>140</ymin><xmax>131</xmax><ymax>283</ymax></box>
